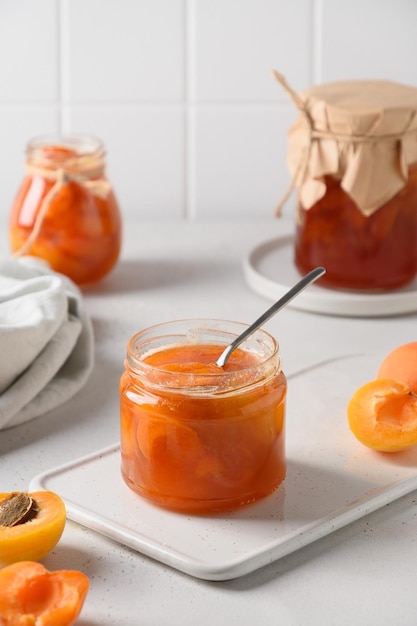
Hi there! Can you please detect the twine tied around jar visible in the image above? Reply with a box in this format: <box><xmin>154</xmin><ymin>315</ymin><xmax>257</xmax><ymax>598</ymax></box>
<box><xmin>12</xmin><ymin>157</ymin><xmax>112</xmax><ymax>258</ymax></box>
<box><xmin>272</xmin><ymin>70</ymin><xmax>417</xmax><ymax>217</ymax></box>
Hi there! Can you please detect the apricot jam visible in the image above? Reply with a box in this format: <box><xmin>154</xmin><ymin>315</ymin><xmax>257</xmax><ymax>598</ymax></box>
<box><xmin>120</xmin><ymin>319</ymin><xmax>287</xmax><ymax>513</ymax></box>
<box><xmin>295</xmin><ymin>163</ymin><xmax>417</xmax><ymax>291</ymax></box>
<box><xmin>9</xmin><ymin>135</ymin><xmax>122</xmax><ymax>287</ymax></box>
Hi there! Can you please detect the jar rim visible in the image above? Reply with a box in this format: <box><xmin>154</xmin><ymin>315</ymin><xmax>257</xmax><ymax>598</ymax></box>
<box><xmin>26</xmin><ymin>133</ymin><xmax>105</xmax><ymax>167</ymax></box>
<box><xmin>125</xmin><ymin>318</ymin><xmax>281</xmax><ymax>396</ymax></box>
<box><xmin>27</xmin><ymin>133</ymin><xmax>103</xmax><ymax>153</ymax></box>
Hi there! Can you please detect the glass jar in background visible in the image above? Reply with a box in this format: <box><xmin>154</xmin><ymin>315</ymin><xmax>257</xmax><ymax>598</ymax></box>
<box><xmin>9</xmin><ymin>135</ymin><xmax>122</xmax><ymax>287</ymax></box>
<box><xmin>273</xmin><ymin>73</ymin><xmax>417</xmax><ymax>291</ymax></box>
<box><xmin>120</xmin><ymin>319</ymin><xmax>287</xmax><ymax>513</ymax></box>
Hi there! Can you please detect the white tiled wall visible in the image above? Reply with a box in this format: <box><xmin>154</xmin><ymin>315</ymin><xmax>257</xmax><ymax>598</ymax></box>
<box><xmin>1</xmin><ymin>0</ymin><xmax>417</xmax><ymax>222</ymax></box>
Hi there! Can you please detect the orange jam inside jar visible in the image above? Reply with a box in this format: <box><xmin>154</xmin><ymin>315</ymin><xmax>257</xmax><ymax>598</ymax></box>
<box><xmin>294</xmin><ymin>163</ymin><xmax>417</xmax><ymax>290</ymax></box>
<box><xmin>9</xmin><ymin>135</ymin><xmax>122</xmax><ymax>287</ymax></box>
<box><xmin>120</xmin><ymin>319</ymin><xmax>287</xmax><ymax>513</ymax></box>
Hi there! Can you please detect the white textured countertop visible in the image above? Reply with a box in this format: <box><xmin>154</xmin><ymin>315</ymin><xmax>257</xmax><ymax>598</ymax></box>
<box><xmin>2</xmin><ymin>217</ymin><xmax>417</xmax><ymax>625</ymax></box>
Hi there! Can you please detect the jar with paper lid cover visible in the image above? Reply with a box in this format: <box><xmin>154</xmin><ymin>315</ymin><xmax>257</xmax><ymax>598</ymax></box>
<box><xmin>273</xmin><ymin>72</ymin><xmax>417</xmax><ymax>291</ymax></box>
<box><xmin>9</xmin><ymin>134</ymin><xmax>122</xmax><ymax>287</ymax></box>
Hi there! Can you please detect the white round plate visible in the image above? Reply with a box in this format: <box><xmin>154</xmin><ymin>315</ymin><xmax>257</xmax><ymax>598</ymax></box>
<box><xmin>243</xmin><ymin>235</ymin><xmax>417</xmax><ymax>317</ymax></box>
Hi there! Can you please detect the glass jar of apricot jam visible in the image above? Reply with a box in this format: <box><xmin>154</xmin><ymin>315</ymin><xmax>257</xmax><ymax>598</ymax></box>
<box><xmin>120</xmin><ymin>319</ymin><xmax>287</xmax><ymax>513</ymax></box>
<box><xmin>9</xmin><ymin>134</ymin><xmax>122</xmax><ymax>287</ymax></box>
<box><xmin>273</xmin><ymin>74</ymin><xmax>417</xmax><ymax>291</ymax></box>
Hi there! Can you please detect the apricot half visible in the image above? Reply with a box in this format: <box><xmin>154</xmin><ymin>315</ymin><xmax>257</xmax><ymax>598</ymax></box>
<box><xmin>377</xmin><ymin>341</ymin><xmax>417</xmax><ymax>394</ymax></box>
<box><xmin>347</xmin><ymin>378</ymin><xmax>417</xmax><ymax>452</ymax></box>
<box><xmin>0</xmin><ymin>490</ymin><xmax>66</xmax><ymax>566</ymax></box>
<box><xmin>0</xmin><ymin>561</ymin><xmax>89</xmax><ymax>626</ymax></box>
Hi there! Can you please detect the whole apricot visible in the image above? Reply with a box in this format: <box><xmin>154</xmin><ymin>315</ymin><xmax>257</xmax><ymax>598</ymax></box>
<box><xmin>377</xmin><ymin>342</ymin><xmax>417</xmax><ymax>394</ymax></box>
<box><xmin>347</xmin><ymin>378</ymin><xmax>417</xmax><ymax>452</ymax></box>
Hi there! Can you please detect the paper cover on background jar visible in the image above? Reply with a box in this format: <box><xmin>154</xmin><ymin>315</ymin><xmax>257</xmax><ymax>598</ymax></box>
<box><xmin>273</xmin><ymin>72</ymin><xmax>417</xmax><ymax>215</ymax></box>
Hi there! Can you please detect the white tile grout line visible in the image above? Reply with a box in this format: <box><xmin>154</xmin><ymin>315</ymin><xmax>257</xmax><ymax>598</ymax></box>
<box><xmin>58</xmin><ymin>0</ymin><xmax>69</xmax><ymax>133</ymax></box>
<box><xmin>54</xmin><ymin>0</ymin><xmax>61</xmax><ymax>131</ymax></box>
<box><xmin>185</xmin><ymin>0</ymin><xmax>196</xmax><ymax>220</ymax></box>
<box><xmin>312</xmin><ymin>0</ymin><xmax>323</xmax><ymax>86</ymax></box>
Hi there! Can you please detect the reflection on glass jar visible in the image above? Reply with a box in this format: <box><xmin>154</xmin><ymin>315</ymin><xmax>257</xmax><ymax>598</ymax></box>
<box><xmin>119</xmin><ymin>319</ymin><xmax>287</xmax><ymax>514</ymax></box>
<box><xmin>9</xmin><ymin>135</ymin><xmax>122</xmax><ymax>287</ymax></box>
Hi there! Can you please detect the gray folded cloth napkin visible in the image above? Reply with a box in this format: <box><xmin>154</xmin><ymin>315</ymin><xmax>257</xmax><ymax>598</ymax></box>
<box><xmin>0</xmin><ymin>256</ymin><xmax>94</xmax><ymax>429</ymax></box>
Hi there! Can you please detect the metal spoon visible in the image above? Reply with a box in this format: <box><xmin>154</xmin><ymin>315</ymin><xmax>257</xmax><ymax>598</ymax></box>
<box><xmin>216</xmin><ymin>266</ymin><xmax>326</xmax><ymax>367</ymax></box>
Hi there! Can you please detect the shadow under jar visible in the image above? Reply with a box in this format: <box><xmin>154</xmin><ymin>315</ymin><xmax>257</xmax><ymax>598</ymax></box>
<box><xmin>276</xmin><ymin>76</ymin><xmax>417</xmax><ymax>291</ymax></box>
<box><xmin>9</xmin><ymin>135</ymin><xmax>122</xmax><ymax>287</ymax></box>
<box><xmin>119</xmin><ymin>319</ymin><xmax>287</xmax><ymax>514</ymax></box>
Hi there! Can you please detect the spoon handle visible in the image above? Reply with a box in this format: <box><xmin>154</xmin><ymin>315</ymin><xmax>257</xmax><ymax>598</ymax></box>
<box><xmin>216</xmin><ymin>266</ymin><xmax>326</xmax><ymax>367</ymax></box>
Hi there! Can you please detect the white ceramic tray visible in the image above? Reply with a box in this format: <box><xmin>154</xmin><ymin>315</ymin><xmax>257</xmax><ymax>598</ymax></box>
<box><xmin>30</xmin><ymin>353</ymin><xmax>417</xmax><ymax>581</ymax></box>
<box><xmin>243</xmin><ymin>235</ymin><xmax>417</xmax><ymax>317</ymax></box>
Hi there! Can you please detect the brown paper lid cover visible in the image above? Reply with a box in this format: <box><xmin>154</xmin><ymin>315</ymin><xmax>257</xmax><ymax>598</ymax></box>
<box><xmin>281</xmin><ymin>77</ymin><xmax>417</xmax><ymax>215</ymax></box>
